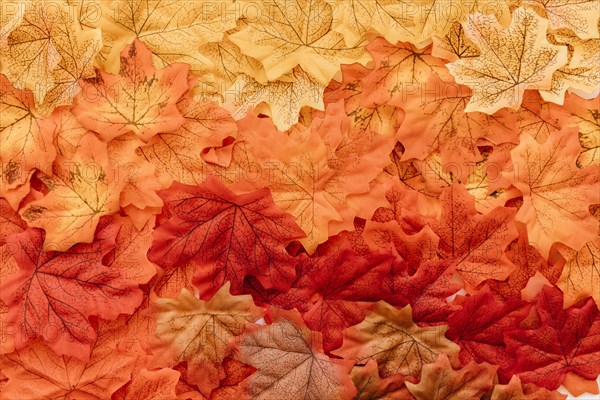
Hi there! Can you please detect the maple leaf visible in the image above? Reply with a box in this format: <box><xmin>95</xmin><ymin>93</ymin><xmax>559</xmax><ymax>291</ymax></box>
<box><xmin>148</xmin><ymin>176</ymin><xmax>305</xmax><ymax>298</ymax></box>
<box><xmin>563</xmin><ymin>94</ymin><xmax>600</xmax><ymax>168</ymax></box>
<box><xmin>50</xmin><ymin>106</ymin><xmax>87</xmax><ymax>159</ymax></box>
<box><xmin>505</xmin><ymin>127</ymin><xmax>600</xmax><ymax>258</ymax></box>
<box><xmin>18</xmin><ymin>132</ymin><xmax>127</xmax><ymax>250</ymax></box>
<box><xmin>92</xmin><ymin>0</ymin><xmax>237</xmax><ymax>76</ymax></box>
<box><xmin>333</xmin><ymin>301</ymin><xmax>460</xmax><ymax>379</ymax></box>
<box><xmin>150</xmin><ymin>284</ymin><xmax>264</xmax><ymax>397</ymax></box>
<box><xmin>524</xmin><ymin>0</ymin><xmax>600</xmax><ymax>39</ymax></box>
<box><xmin>0</xmin><ymin>222</ymin><xmax>143</xmax><ymax>360</ymax></box>
<box><xmin>540</xmin><ymin>32</ymin><xmax>600</xmax><ymax>104</ymax></box>
<box><xmin>359</xmin><ymin>38</ymin><xmax>448</xmax><ymax>108</ymax></box>
<box><xmin>350</xmin><ymin>360</ymin><xmax>414</xmax><ymax>400</ymax></box>
<box><xmin>395</xmin><ymin>72</ymin><xmax>517</xmax><ymax>168</ymax></box>
<box><xmin>445</xmin><ymin>287</ymin><xmax>531</xmax><ymax>378</ymax></box>
<box><xmin>232</xmin><ymin>308</ymin><xmax>357</xmax><ymax>400</ymax></box>
<box><xmin>432</xmin><ymin>21</ymin><xmax>480</xmax><ymax>62</ymax></box>
<box><xmin>336</xmin><ymin>1</ymin><xmax>426</xmax><ymax>45</ymax></box>
<box><xmin>103</xmin><ymin>215</ymin><xmax>157</xmax><ymax>284</ymax></box>
<box><xmin>490</xmin><ymin>375</ymin><xmax>567</xmax><ymax>400</ymax></box>
<box><xmin>0</xmin><ymin>325</ymin><xmax>137</xmax><ymax>399</ymax></box>
<box><xmin>429</xmin><ymin>184</ymin><xmax>518</xmax><ymax>289</ymax></box>
<box><xmin>447</xmin><ymin>7</ymin><xmax>568</xmax><ymax>114</ymax></box>
<box><xmin>73</xmin><ymin>39</ymin><xmax>189</xmax><ymax>142</ymax></box>
<box><xmin>505</xmin><ymin>286</ymin><xmax>600</xmax><ymax>390</ymax></box>
<box><xmin>228</xmin><ymin>0</ymin><xmax>371</xmax><ymax>86</ymax></box>
<box><xmin>0</xmin><ymin>1</ymin><xmax>24</xmax><ymax>52</ymax></box>
<box><xmin>488</xmin><ymin>225</ymin><xmax>563</xmax><ymax>301</ymax></box>
<box><xmin>411</xmin><ymin>0</ymin><xmax>511</xmax><ymax>42</ymax></box>
<box><xmin>0</xmin><ymin>74</ymin><xmax>56</xmax><ymax>190</ymax></box>
<box><xmin>0</xmin><ymin>198</ymin><xmax>25</xmax><ymax>244</ymax></box>
<box><xmin>116</xmin><ymin>368</ymin><xmax>180</xmax><ymax>400</ymax></box>
<box><xmin>139</xmin><ymin>94</ymin><xmax>238</xmax><ymax>185</ymax></box>
<box><xmin>0</xmin><ymin>0</ymin><xmax>62</xmax><ymax>102</ymax></box>
<box><xmin>206</xmin><ymin>357</ymin><xmax>256</xmax><ymax>400</ymax></box>
<box><xmin>557</xmin><ymin>235</ymin><xmax>600</xmax><ymax>308</ymax></box>
<box><xmin>222</xmin><ymin>66</ymin><xmax>325</xmax><ymax>131</ymax></box>
<box><xmin>404</xmin><ymin>353</ymin><xmax>497</xmax><ymax>400</ymax></box>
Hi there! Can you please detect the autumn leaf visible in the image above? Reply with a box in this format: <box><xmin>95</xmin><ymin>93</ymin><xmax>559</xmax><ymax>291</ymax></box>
<box><xmin>395</xmin><ymin>72</ymin><xmax>516</xmax><ymax>168</ymax></box>
<box><xmin>228</xmin><ymin>0</ymin><xmax>371</xmax><ymax>86</ymax></box>
<box><xmin>327</xmin><ymin>0</ymin><xmax>416</xmax><ymax>46</ymax></box>
<box><xmin>333</xmin><ymin>301</ymin><xmax>460</xmax><ymax>379</ymax></box>
<box><xmin>92</xmin><ymin>0</ymin><xmax>238</xmax><ymax>76</ymax></box>
<box><xmin>563</xmin><ymin>94</ymin><xmax>600</xmax><ymax>168</ymax></box>
<box><xmin>350</xmin><ymin>360</ymin><xmax>414</xmax><ymax>400</ymax></box>
<box><xmin>73</xmin><ymin>39</ymin><xmax>189</xmax><ymax>141</ymax></box>
<box><xmin>0</xmin><ymin>73</ymin><xmax>56</xmax><ymax>190</ymax></box>
<box><xmin>428</xmin><ymin>184</ymin><xmax>518</xmax><ymax>289</ymax></box>
<box><xmin>524</xmin><ymin>0</ymin><xmax>600</xmax><ymax>39</ymax></box>
<box><xmin>0</xmin><ymin>0</ymin><xmax>62</xmax><ymax>102</ymax></box>
<box><xmin>505</xmin><ymin>285</ymin><xmax>600</xmax><ymax>390</ymax></box>
<box><xmin>490</xmin><ymin>375</ymin><xmax>567</xmax><ymax>400</ymax></box>
<box><xmin>487</xmin><ymin>224</ymin><xmax>563</xmax><ymax>301</ymax></box>
<box><xmin>447</xmin><ymin>7</ymin><xmax>568</xmax><ymax>114</ymax></box>
<box><xmin>139</xmin><ymin>94</ymin><xmax>238</xmax><ymax>185</ymax></box>
<box><xmin>405</xmin><ymin>353</ymin><xmax>497</xmax><ymax>400</ymax></box>
<box><xmin>358</xmin><ymin>38</ymin><xmax>448</xmax><ymax>108</ymax></box>
<box><xmin>505</xmin><ymin>127</ymin><xmax>600</xmax><ymax>258</ymax></box>
<box><xmin>411</xmin><ymin>0</ymin><xmax>511</xmax><ymax>43</ymax></box>
<box><xmin>103</xmin><ymin>215</ymin><xmax>157</xmax><ymax>284</ymax></box>
<box><xmin>18</xmin><ymin>132</ymin><xmax>127</xmax><ymax>250</ymax></box>
<box><xmin>0</xmin><ymin>222</ymin><xmax>143</xmax><ymax>360</ymax></box>
<box><xmin>117</xmin><ymin>368</ymin><xmax>180</xmax><ymax>400</ymax></box>
<box><xmin>222</xmin><ymin>66</ymin><xmax>325</xmax><ymax>132</ymax></box>
<box><xmin>0</xmin><ymin>325</ymin><xmax>137</xmax><ymax>399</ymax></box>
<box><xmin>148</xmin><ymin>176</ymin><xmax>305</xmax><ymax>298</ymax></box>
<box><xmin>232</xmin><ymin>308</ymin><xmax>357</xmax><ymax>400</ymax></box>
<box><xmin>445</xmin><ymin>287</ymin><xmax>532</xmax><ymax>378</ymax></box>
<box><xmin>432</xmin><ymin>21</ymin><xmax>480</xmax><ymax>62</ymax></box>
<box><xmin>149</xmin><ymin>284</ymin><xmax>264</xmax><ymax>397</ymax></box>
<box><xmin>557</xmin><ymin>233</ymin><xmax>600</xmax><ymax>308</ymax></box>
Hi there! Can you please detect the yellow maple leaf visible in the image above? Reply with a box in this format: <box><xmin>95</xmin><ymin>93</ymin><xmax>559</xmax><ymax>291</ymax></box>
<box><xmin>447</xmin><ymin>7</ymin><xmax>568</xmax><ymax>114</ymax></box>
<box><xmin>222</xmin><ymin>67</ymin><xmax>325</xmax><ymax>131</ymax></box>
<box><xmin>540</xmin><ymin>32</ymin><xmax>600</xmax><ymax>104</ymax></box>
<box><xmin>92</xmin><ymin>0</ymin><xmax>237</xmax><ymax>75</ymax></box>
<box><xmin>228</xmin><ymin>0</ymin><xmax>371</xmax><ymax>86</ymax></box>
<box><xmin>524</xmin><ymin>0</ymin><xmax>600</xmax><ymax>39</ymax></box>
<box><xmin>19</xmin><ymin>132</ymin><xmax>127</xmax><ymax>250</ymax></box>
<box><xmin>150</xmin><ymin>284</ymin><xmax>264</xmax><ymax>397</ymax></box>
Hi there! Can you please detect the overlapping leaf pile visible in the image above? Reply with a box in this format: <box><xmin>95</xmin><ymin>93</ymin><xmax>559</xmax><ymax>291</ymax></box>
<box><xmin>1</xmin><ymin>0</ymin><xmax>599</xmax><ymax>399</ymax></box>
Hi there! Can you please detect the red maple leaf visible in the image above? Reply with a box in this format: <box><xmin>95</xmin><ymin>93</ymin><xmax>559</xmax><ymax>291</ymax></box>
<box><xmin>148</xmin><ymin>176</ymin><xmax>305</xmax><ymax>299</ymax></box>
<box><xmin>505</xmin><ymin>286</ymin><xmax>600</xmax><ymax>390</ymax></box>
<box><xmin>0</xmin><ymin>219</ymin><xmax>143</xmax><ymax>360</ymax></box>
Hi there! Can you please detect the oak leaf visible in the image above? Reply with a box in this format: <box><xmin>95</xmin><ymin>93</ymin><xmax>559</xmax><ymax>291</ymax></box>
<box><xmin>447</xmin><ymin>7</ymin><xmax>568</xmax><ymax>114</ymax></box>
<box><xmin>333</xmin><ymin>301</ymin><xmax>460</xmax><ymax>379</ymax></box>
<box><xmin>150</xmin><ymin>284</ymin><xmax>264</xmax><ymax>397</ymax></box>
<box><xmin>73</xmin><ymin>39</ymin><xmax>189</xmax><ymax>141</ymax></box>
<box><xmin>232</xmin><ymin>308</ymin><xmax>357</xmax><ymax>400</ymax></box>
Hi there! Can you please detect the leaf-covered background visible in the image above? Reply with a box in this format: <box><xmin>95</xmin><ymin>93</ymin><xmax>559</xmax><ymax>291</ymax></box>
<box><xmin>0</xmin><ymin>0</ymin><xmax>599</xmax><ymax>399</ymax></box>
